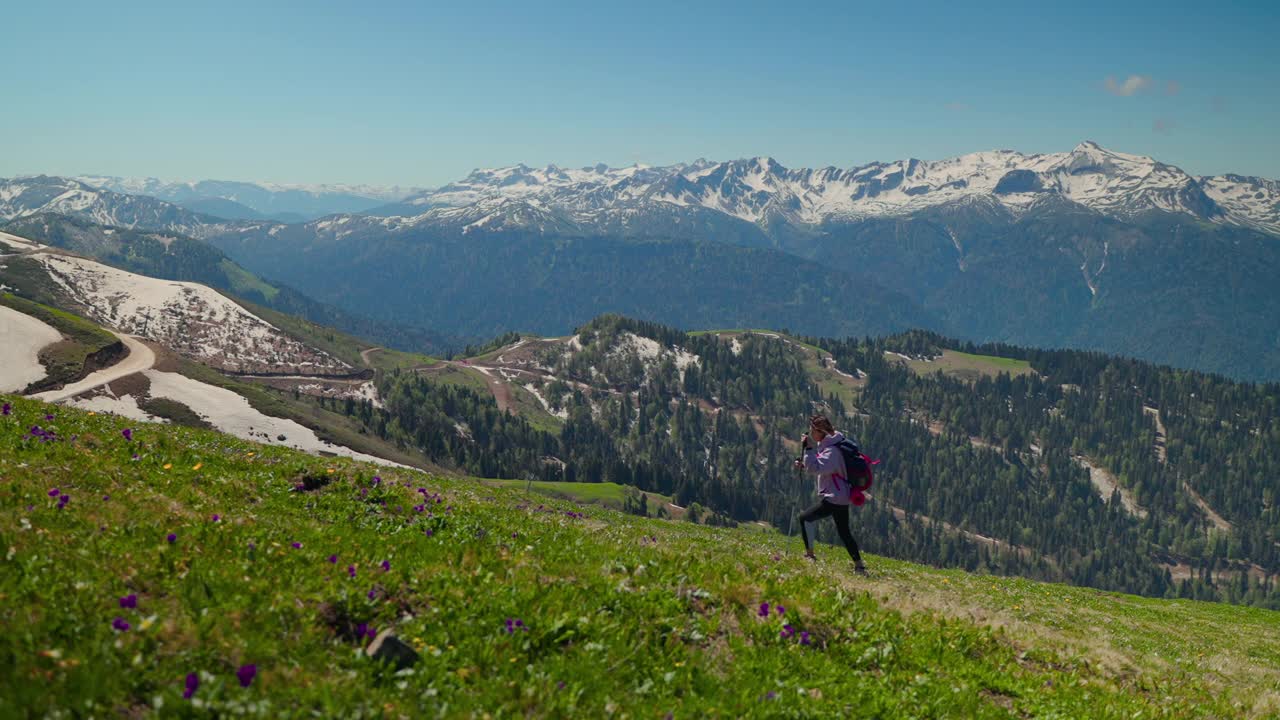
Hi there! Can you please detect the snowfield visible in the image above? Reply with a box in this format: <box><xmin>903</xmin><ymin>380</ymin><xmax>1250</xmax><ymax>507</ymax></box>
<box><xmin>0</xmin><ymin>305</ymin><xmax>62</xmax><ymax>392</ymax></box>
<box><xmin>33</xmin><ymin>254</ymin><xmax>352</xmax><ymax>375</ymax></box>
<box><xmin>141</xmin><ymin>370</ymin><xmax>406</xmax><ymax>467</ymax></box>
<box><xmin>65</xmin><ymin>392</ymin><xmax>161</xmax><ymax>423</ymax></box>
<box><xmin>0</xmin><ymin>230</ymin><xmax>45</xmax><ymax>252</ymax></box>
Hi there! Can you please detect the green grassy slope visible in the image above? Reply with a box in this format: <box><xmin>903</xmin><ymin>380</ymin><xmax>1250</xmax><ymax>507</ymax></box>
<box><xmin>890</xmin><ymin>349</ymin><xmax>1035</xmax><ymax>381</ymax></box>
<box><xmin>3</xmin><ymin>396</ymin><xmax>1277</xmax><ymax>718</ymax></box>
<box><xmin>236</xmin><ymin>299</ymin><xmax>436</xmax><ymax>371</ymax></box>
<box><xmin>484</xmin><ymin>479</ymin><xmax>676</xmax><ymax>515</ymax></box>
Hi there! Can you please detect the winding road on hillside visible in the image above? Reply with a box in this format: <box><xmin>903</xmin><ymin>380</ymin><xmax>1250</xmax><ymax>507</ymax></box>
<box><xmin>32</xmin><ymin>333</ymin><xmax>156</xmax><ymax>403</ymax></box>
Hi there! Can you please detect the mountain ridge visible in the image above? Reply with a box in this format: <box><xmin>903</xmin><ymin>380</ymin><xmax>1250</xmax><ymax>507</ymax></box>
<box><xmin>370</xmin><ymin>141</ymin><xmax>1279</xmax><ymax>236</ymax></box>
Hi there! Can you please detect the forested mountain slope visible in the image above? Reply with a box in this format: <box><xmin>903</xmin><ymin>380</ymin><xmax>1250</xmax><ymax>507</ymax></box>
<box><xmin>323</xmin><ymin>316</ymin><xmax>1280</xmax><ymax>609</ymax></box>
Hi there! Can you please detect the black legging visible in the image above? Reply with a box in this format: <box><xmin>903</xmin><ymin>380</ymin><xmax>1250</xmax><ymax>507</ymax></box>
<box><xmin>799</xmin><ymin>500</ymin><xmax>862</xmax><ymax>563</ymax></box>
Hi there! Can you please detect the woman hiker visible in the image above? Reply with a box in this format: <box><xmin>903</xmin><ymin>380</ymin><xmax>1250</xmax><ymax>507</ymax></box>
<box><xmin>793</xmin><ymin>414</ymin><xmax>868</xmax><ymax>575</ymax></box>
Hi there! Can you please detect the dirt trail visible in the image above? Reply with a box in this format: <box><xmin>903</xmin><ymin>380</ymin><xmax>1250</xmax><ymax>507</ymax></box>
<box><xmin>1185</xmin><ymin>483</ymin><xmax>1232</xmax><ymax>532</ymax></box>
<box><xmin>886</xmin><ymin>503</ymin><xmax>1042</xmax><ymax>560</ymax></box>
<box><xmin>1142</xmin><ymin>406</ymin><xmax>1168</xmax><ymax>463</ymax></box>
<box><xmin>1145</xmin><ymin>406</ymin><xmax>1230</xmax><ymax>531</ymax></box>
<box><xmin>1072</xmin><ymin>456</ymin><xmax>1148</xmax><ymax>518</ymax></box>
<box><xmin>32</xmin><ymin>333</ymin><xmax>156</xmax><ymax>403</ymax></box>
<box><xmin>359</xmin><ymin>346</ymin><xmax>383</xmax><ymax>368</ymax></box>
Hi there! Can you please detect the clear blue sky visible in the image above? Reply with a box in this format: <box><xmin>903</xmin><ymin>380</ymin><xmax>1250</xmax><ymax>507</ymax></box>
<box><xmin>3</xmin><ymin>0</ymin><xmax>1277</xmax><ymax>186</ymax></box>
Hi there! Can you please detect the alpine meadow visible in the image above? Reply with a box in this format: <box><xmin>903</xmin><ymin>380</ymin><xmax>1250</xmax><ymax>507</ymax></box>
<box><xmin>3</xmin><ymin>2</ymin><xmax>1280</xmax><ymax>718</ymax></box>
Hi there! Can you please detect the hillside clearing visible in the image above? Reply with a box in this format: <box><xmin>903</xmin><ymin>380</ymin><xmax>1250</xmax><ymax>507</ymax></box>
<box><xmin>888</xmin><ymin>349</ymin><xmax>1035</xmax><ymax>381</ymax></box>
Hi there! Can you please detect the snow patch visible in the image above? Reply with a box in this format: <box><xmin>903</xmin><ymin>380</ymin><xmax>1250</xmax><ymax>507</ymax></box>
<box><xmin>34</xmin><ymin>254</ymin><xmax>350</xmax><ymax>375</ymax></box>
<box><xmin>143</xmin><ymin>369</ymin><xmax>405</xmax><ymax>467</ymax></box>
<box><xmin>65</xmin><ymin>393</ymin><xmax>162</xmax><ymax>423</ymax></box>
<box><xmin>522</xmin><ymin>382</ymin><xmax>569</xmax><ymax>420</ymax></box>
<box><xmin>0</xmin><ymin>230</ymin><xmax>44</xmax><ymax>251</ymax></box>
<box><xmin>0</xmin><ymin>305</ymin><xmax>63</xmax><ymax>392</ymax></box>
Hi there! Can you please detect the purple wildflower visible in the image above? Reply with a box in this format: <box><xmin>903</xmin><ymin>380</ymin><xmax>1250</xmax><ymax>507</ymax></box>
<box><xmin>131</xmin><ymin>453</ymin><xmax>139</xmax><ymax>461</ymax></box>
<box><xmin>776</xmin><ymin>605</ymin><xmax>786</xmax><ymax>616</ymax></box>
<box><xmin>424</xmin><ymin>529</ymin><xmax>434</xmax><ymax>537</ymax></box>
<box><xmin>1</xmin><ymin>402</ymin><xmax>10</xmax><ymax>415</ymax></box>
<box><xmin>119</xmin><ymin>594</ymin><xmax>138</xmax><ymax>609</ymax></box>
<box><xmin>167</xmin><ymin>533</ymin><xmax>177</xmax><ymax>544</ymax></box>
<box><xmin>347</xmin><ymin>565</ymin><xmax>356</xmax><ymax>578</ymax></box>
<box><xmin>800</xmin><ymin>631</ymin><xmax>811</xmax><ymax>646</ymax></box>
<box><xmin>557</xmin><ymin>681</ymin><xmax>566</xmax><ymax>691</ymax></box>
<box><xmin>57</xmin><ymin>495</ymin><xmax>70</xmax><ymax>510</ymax></box>
<box><xmin>758</xmin><ymin>602</ymin><xmax>770</xmax><ymax>618</ymax></box>
<box><xmin>44</xmin><ymin>413</ymin><xmax>54</xmax><ymax>421</ymax></box>
<box><xmin>766</xmin><ymin>691</ymin><xmax>777</xmax><ymax>700</ymax></box>
<box><xmin>183</xmin><ymin>672</ymin><xmax>199</xmax><ymax>699</ymax></box>
<box><xmin>48</xmin><ymin>488</ymin><xmax>60</xmax><ymax>497</ymax></box>
<box><xmin>504</xmin><ymin>618</ymin><xmax>527</xmax><ymax>634</ymax></box>
<box><xmin>356</xmin><ymin>622</ymin><xmax>368</xmax><ymax>638</ymax></box>
<box><xmin>112</xmin><ymin>617</ymin><xmax>131</xmax><ymax>632</ymax></box>
<box><xmin>780</xmin><ymin>624</ymin><xmax>795</xmax><ymax>639</ymax></box>
<box><xmin>211</xmin><ymin>514</ymin><xmax>220</xmax><ymax>523</ymax></box>
<box><xmin>248</xmin><ymin>542</ymin><xmax>256</xmax><ymax>551</ymax></box>
<box><xmin>380</xmin><ymin>560</ymin><xmax>390</xmax><ymax>572</ymax></box>
<box><xmin>236</xmin><ymin>664</ymin><xmax>257</xmax><ymax>687</ymax></box>
<box><xmin>102</xmin><ymin>495</ymin><xmax>110</xmax><ymax>501</ymax></box>
<box><xmin>121</xmin><ymin>428</ymin><xmax>133</xmax><ymax>441</ymax></box>
<box><xmin>367</xmin><ymin>588</ymin><xmax>377</xmax><ymax>601</ymax></box>
<box><xmin>327</xmin><ymin>554</ymin><xmax>338</xmax><ymax>564</ymax></box>
<box><xmin>291</xmin><ymin>541</ymin><xmax>302</xmax><ymax>549</ymax></box>
<box><xmin>371</xmin><ymin>476</ymin><xmax>381</xmax><ymax>485</ymax></box>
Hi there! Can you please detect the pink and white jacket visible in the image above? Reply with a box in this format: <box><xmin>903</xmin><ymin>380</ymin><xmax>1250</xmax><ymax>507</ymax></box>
<box><xmin>802</xmin><ymin>431</ymin><xmax>851</xmax><ymax>505</ymax></box>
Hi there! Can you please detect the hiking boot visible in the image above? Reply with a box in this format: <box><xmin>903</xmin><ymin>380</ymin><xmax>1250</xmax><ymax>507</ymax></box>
<box><xmin>854</xmin><ymin>563</ymin><xmax>868</xmax><ymax>576</ymax></box>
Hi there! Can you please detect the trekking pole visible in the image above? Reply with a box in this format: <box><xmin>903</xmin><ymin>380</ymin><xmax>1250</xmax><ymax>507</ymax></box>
<box><xmin>788</xmin><ymin>453</ymin><xmax>802</xmax><ymax>537</ymax></box>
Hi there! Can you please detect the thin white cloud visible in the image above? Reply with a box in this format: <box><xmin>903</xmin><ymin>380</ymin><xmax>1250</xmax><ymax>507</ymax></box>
<box><xmin>1104</xmin><ymin>75</ymin><xmax>1153</xmax><ymax>97</ymax></box>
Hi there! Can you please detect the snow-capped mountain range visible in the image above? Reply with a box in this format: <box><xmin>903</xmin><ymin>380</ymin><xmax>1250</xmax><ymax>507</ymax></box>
<box><xmin>3</xmin><ymin>142</ymin><xmax>1278</xmax><ymax>241</ymax></box>
<box><xmin>73</xmin><ymin>176</ymin><xmax>424</xmax><ymax>222</ymax></box>
<box><xmin>376</xmin><ymin>141</ymin><xmax>1279</xmax><ymax>236</ymax></box>
<box><xmin>0</xmin><ymin>176</ymin><xmax>229</xmax><ymax>237</ymax></box>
